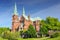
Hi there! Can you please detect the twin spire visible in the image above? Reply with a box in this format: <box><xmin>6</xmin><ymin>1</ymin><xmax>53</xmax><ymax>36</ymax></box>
<box><xmin>14</xmin><ymin>3</ymin><xmax>18</xmax><ymax>15</ymax></box>
<box><xmin>22</xmin><ymin>7</ymin><xmax>25</xmax><ymax>16</ymax></box>
<box><xmin>14</xmin><ymin>3</ymin><xmax>25</xmax><ymax>16</ymax></box>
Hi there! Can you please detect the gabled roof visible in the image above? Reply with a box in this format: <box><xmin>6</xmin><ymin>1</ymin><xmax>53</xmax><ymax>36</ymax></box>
<box><xmin>30</xmin><ymin>17</ymin><xmax>42</xmax><ymax>21</ymax></box>
<box><xmin>22</xmin><ymin>7</ymin><xmax>42</xmax><ymax>21</ymax></box>
<box><xmin>22</xmin><ymin>14</ymin><xmax>42</xmax><ymax>21</ymax></box>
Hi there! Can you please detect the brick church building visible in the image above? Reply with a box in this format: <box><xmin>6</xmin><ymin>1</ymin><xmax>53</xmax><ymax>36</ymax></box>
<box><xmin>12</xmin><ymin>3</ymin><xmax>41</xmax><ymax>32</ymax></box>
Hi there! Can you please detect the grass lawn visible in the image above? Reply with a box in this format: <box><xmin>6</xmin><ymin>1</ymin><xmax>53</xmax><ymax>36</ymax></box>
<box><xmin>0</xmin><ymin>37</ymin><xmax>8</xmax><ymax>40</ymax></box>
<box><xmin>18</xmin><ymin>36</ymin><xmax>60</xmax><ymax>40</ymax></box>
<box><xmin>47</xmin><ymin>36</ymin><xmax>60</xmax><ymax>40</ymax></box>
<box><xmin>0</xmin><ymin>36</ymin><xmax>60</xmax><ymax>40</ymax></box>
<box><xmin>18</xmin><ymin>37</ymin><xmax>48</xmax><ymax>40</ymax></box>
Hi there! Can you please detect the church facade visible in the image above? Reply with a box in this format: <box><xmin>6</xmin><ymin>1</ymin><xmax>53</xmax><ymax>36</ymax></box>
<box><xmin>12</xmin><ymin>3</ymin><xmax>41</xmax><ymax>32</ymax></box>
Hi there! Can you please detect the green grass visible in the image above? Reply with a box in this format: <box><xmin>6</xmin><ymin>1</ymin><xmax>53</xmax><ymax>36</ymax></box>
<box><xmin>0</xmin><ymin>36</ymin><xmax>60</xmax><ymax>40</ymax></box>
<box><xmin>47</xmin><ymin>36</ymin><xmax>60</xmax><ymax>40</ymax></box>
<box><xmin>18</xmin><ymin>36</ymin><xmax>60</xmax><ymax>40</ymax></box>
<box><xmin>0</xmin><ymin>37</ymin><xmax>8</xmax><ymax>40</ymax></box>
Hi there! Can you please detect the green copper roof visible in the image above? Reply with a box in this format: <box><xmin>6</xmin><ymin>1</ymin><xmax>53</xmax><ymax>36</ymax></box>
<box><xmin>22</xmin><ymin>7</ymin><xmax>25</xmax><ymax>16</ymax></box>
<box><xmin>14</xmin><ymin>3</ymin><xmax>18</xmax><ymax>15</ymax></box>
<box><xmin>22</xmin><ymin>7</ymin><xmax>42</xmax><ymax>21</ymax></box>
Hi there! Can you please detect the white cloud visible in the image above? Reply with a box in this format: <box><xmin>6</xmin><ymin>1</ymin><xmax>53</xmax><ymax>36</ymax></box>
<box><xmin>31</xmin><ymin>4</ymin><xmax>60</xmax><ymax>19</ymax></box>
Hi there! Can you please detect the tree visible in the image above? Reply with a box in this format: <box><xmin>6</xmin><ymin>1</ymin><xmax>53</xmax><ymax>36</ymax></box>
<box><xmin>23</xmin><ymin>24</ymin><xmax>37</xmax><ymax>38</ymax></box>
<box><xmin>46</xmin><ymin>17</ymin><xmax>60</xmax><ymax>30</ymax></box>
<box><xmin>40</xmin><ymin>17</ymin><xmax>60</xmax><ymax>37</ymax></box>
<box><xmin>40</xmin><ymin>25</ymin><xmax>48</xmax><ymax>37</ymax></box>
<box><xmin>40</xmin><ymin>19</ymin><xmax>49</xmax><ymax>37</ymax></box>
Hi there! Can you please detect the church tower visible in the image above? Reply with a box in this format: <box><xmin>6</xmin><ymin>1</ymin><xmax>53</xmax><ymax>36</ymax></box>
<box><xmin>28</xmin><ymin>14</ymin><xmax>30</xmax><ymax>20</ymax></box>
<box><xmin>12</xmin><ymin>3</ymin><xmax>19</xmax><ymax>31</ymax></box>
<box><xmin>22</xmin><ymin>7</ymin><xmax>25</xmax><ymax>16</ymax></box>
<box><xmin>19</xmin><ymin>7</ymin><xmax>26</xmax><ymax>31</ymax></box>
<box><xmin>11</xmin><ymin>3</ymin><xmax>41</xmax><ymax>32</ymax></box>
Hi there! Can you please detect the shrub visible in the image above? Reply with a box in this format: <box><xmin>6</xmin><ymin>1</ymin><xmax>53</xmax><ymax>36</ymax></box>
<box><xmin>0</xmin><ymin>27</ymin><xmax>10</xmax><ymax>36</ymax></box>
<box><xmin>50</xmin><ymin>32</ymin><xmax>59</xmax><ymax>38</ymax></box>
<box><xmin>2</xmin><ymin>31</ymin><xmax>20</xmax><ymax>40</ymax></box>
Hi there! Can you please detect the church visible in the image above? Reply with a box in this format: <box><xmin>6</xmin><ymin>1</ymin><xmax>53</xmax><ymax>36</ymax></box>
<box><xmin>11</xmin><ymin>3</ymin><xmax>41</xmax><ymax>32</ymax></box>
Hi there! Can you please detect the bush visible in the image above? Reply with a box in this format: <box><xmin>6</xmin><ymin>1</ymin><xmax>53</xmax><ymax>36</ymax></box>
<box><xmin>2</xmin><ymin>31</ymin><xmax>20</xmax><ymax>40</ymax></box>
<box><xmin>50</xmin><ymin>32</ymin><xmax>59</xmax><ymax>38</ymax></box>
<box><xmin>0</xmin><ymin>27</ymin><xmax>10</xmax><ymax>36</ymax></box>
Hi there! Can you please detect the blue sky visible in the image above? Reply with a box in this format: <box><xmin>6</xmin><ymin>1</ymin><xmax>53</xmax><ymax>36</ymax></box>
<box><xmin>0</xmin><ymin>0</ymin><xmax>60</xmax><ymax>28</ymax></box>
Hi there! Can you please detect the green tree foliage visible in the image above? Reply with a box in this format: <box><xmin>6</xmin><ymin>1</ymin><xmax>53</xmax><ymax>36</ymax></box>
<box><xmin>40</xmin><ymin>17</ymin><xmax>60</xmax><ymax>37</ymax></box>
<box><xmin>2</xmin><ymin>31</ymin><xmax>20</xmax><ymax>40</ymax></box>
<box><xmin>46</xmin><ymin>17</ymin><xmax>60</xmax><ymax>30</ymax></box>
<box><xmin>0</xmin><ymin>27</ymin><xmax>10</xmax><ymax>36</ymax></box>
<box><xmin>40</xmin><ymin>20</ymin><xmax>48</xmax><ymax>37</ymax></box>
<box><xmin>41</xmin><ymin>17</ymin><xmax>60</xmax><ymax>31</ymax></box>
<box><xmin>23</xmin><ymin>24</ymin><xmax>37</xmax><ymax>38</ymax></box>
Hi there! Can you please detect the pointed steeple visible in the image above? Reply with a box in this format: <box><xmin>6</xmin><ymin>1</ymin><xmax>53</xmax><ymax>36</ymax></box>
<box><xmin>22</xmin><ymin>7</ymin><xmax>25</xmax><ymax>16</ymax></box>
<box><xmin>14</xmin><ymin>3</ymin><xmax>18</xmax><ymax>15</ymax></box>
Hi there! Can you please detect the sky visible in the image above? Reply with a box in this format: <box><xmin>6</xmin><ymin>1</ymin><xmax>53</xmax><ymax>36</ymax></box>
<box><xmin>0</xmin><ymin>0</ymin><xmax>60</xmax><ymax>28</ymax></box>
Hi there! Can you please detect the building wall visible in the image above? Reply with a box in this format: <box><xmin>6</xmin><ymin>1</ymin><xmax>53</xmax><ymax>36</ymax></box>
<box><xmin>12</xmin><ymin>15</ymin><xmax>20</xmax><ymax>31</ymax></box>
<box><xmin>12</xmin><ymin>15</ymin><xmax>40</xmax><ymax>32</ymax></box>
<box><xmin>33</xmin><ymin>20</ymin><xmax>40</xmax><ymax>32</ymax></box>
<box><xmin>24</xmin><ymin>19</ymin><xmax>32</xmax><ymax>30</ymax></box>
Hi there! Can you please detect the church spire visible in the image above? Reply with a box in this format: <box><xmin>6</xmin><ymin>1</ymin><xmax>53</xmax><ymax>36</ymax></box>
<box><xmin>22</xmin><ymin>7</ymin><xmax>25</xmax><ymax>16</ymax></box>
<box><xmin>14</xmin><ymin>3</ymin><xmax>18</xmax><ymax>15</ymax></box>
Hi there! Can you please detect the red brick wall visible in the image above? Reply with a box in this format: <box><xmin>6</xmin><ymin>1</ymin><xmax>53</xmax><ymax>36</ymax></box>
<box><xmin>12</xmin><ymin>15</ymin><xmax>20</xmax><ymax>31</ymax></box>
<box><xmin>12</xmin><ymin>15</ymin><xmax>40</xmax><ymax>32</ymax></box>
